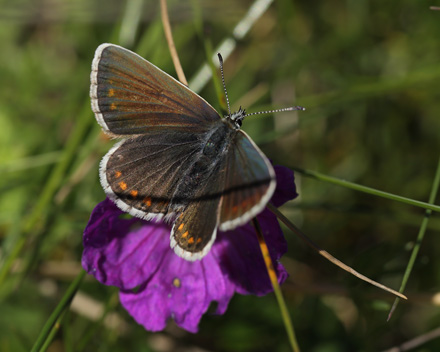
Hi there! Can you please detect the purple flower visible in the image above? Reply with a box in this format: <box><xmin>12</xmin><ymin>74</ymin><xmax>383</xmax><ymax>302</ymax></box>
<box><xmin>82</xmin><ymin>165</ymin><xmax>297</xmax><ymax>333</ymax></box>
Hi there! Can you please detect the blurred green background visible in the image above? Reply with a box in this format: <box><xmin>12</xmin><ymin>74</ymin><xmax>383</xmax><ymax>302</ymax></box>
<box><xmin>1</xmin><ymin>0</ymin><xmax>440</xmax><ymax>351</ymax></box>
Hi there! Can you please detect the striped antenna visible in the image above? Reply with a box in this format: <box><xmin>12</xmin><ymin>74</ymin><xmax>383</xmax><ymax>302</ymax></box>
<box><xmin>245</xmin><ymin>106</ymin><xmax>306</xmax><ymax>117</ymax></box>
<box><xmin>217</xmin><ymin>53</ymin><xmax>232</xmax><ymax>117</ymax></box>
<box><xmin>217</xmin><ymin>53</ymin><xmax>305</xmax><ymax>118</ymax></box>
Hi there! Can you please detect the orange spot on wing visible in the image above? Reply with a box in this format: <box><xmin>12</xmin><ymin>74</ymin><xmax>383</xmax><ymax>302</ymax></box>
<box><xmin>118</xmin><ymin>181</ymin><xmax>127</xmax><ymax>190</ymax></box>
<box><xmin>178</xmin><ymin>223</ymin><xmax>184</xmax><ymax>231</ymax></box>
<box><xmin>110</xmin><ymin>103</ymin><xmax>117</xmax><ymax>110</ymax></box>
<box><xmin>143</xmin><ymin>197</ymin><xmax>152</xmax><ymax>207</ymax></box>
<box><xmin>115</xmin><ymin>171</ymin><xmax>122</xmax><ymax>178</ymax></box>
<box><xmin>196</xmin><ymin>238</ymin><xmax>202</xmax><ymax>244</ymax></box>
<box><xmin>130</xmin><ymin>190</ymin><xmax>138</xmax><ymax>198</ymax></box>
<box><xmin>108</xmin><ymin>88</ymin><xmax>115</xmax><ymax>97</ymax></box>
<box><xmin>182</xmin><ymin>231</ymin><xmax>189</xmax><ymax>238</ymax></box>
<box><xmin>188</xmin><ymin>237</ymin><xmax>195</xmax><ymax>244</ymax></box>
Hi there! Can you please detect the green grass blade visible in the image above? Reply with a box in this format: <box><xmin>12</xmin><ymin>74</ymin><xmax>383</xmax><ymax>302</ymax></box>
<box><xmin>388</xmin><ymin>156</ymin><xmax>440</xmax><ymax>319</ymax></box>
<box><xmin>31</xmin><ymin>270</ymin><xmax>86</xmax><ymax>352</ymax></box>
<box><xmin>292</xmin><ymin>166</ymin><xmax>440</xmax><ymax>213</ymax></box>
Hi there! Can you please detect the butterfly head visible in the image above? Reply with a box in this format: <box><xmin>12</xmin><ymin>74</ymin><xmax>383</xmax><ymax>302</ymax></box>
<box><xmin>228</xmin><ymin>106</ymin><xmax>245</xmax><ymax>129</ymax></box>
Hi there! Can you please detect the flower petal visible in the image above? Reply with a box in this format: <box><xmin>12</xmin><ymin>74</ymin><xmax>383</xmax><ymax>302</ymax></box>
<box><xmin>82</xmin><ymin>198</ymin><xmax>170</xmax><ymax>290</ymax></box>
<box><xmin>272</xmin><ymin>165</ymin><xmax>298</xmax><ymax>207</ymax></box>
<box><xmin>119</xmin><ymin>251</ymin><xmax>235</xmax><ymax>333</ymax></box>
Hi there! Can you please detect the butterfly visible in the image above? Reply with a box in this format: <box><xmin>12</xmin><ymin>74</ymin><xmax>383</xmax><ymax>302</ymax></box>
<box><xmin>90</xmin><ymin>43</ymin><xmax>303</xmax><ymax>261</ymax></box>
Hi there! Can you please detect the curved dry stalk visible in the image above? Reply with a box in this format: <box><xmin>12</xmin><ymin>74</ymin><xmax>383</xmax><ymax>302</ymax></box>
<box><xmin>160</xmin><ymin>0</ymin><xmax>188</xmax><ymax>85</ymax></box>
<box><xmin>268</xmin><ymin>204</ymin><xmax>407</xmax><ymax>300</ymax></box>
<box><xmin>381</xmin><ymin>326</ymin><xmax>440</xmax><ymax>352</ymax></box>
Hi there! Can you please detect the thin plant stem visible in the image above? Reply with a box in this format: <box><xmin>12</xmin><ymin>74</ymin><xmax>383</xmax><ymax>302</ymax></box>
<box><xmin>292</xmin><ymin>166</ymin><xmax>440</xmax><ymax>213</ymax></box>
<box><xmin>31</xmin><ymin>270</ymin><xmax>86</xmax><ymax>352</ymax></box>
<box><xmin>388</xmin><ymin>155</ymin><xmax>440</xmax><ymax>320</ymax></box>
<box><xmin>252</xmin><ymin>218</ymin><xmax>300</xmax><ymax>352</ymax></box>
<box><xmin>40</xmin><ymin>311</ymin><xmax>66</xmax><ymax>352</ymax></box>
<box><xmin>268</xmin><ymin>204</ymin><xmax>407</xmax><ymax>300</ymax></box>
<box><xmin>160</xmin><ymin>0</ymin><xmax>188</xmax><ymax>85</ymax></box>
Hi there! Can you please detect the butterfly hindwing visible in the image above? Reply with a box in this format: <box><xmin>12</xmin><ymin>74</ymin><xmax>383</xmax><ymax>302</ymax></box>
<box><xmin>101</xmin><ymin>130</ymin><xmax>204</xmax><ymax>221</ymax></box>
<box><xmin>171</xmin><ymin>197</ymin><xmax>221</xmax><ymax>261</ymax></box>
<box><xmin>91</xmin><ymin>43</ymin><xmax>220</xmax><ymax>136</ymax></box>
<box><xmin>219</xmin><ymin>130</ymin><xmax>276</xmax><ymax>230</ymax></box>
<box><xmin>170</xmin><ymin>151</ymin><xmax>228</xmax><ymax>260</ymax></box>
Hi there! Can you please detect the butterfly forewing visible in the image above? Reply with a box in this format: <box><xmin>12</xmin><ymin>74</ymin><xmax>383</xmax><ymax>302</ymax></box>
<box><xmin>219</xmin><ymin>130</ymin><xmax>276</xmax><ymax>230</ymax></box>
<box><xmin>91</xmin><ymin>44</ymin><xmax>220</xmax><ymax>136</ymax></box>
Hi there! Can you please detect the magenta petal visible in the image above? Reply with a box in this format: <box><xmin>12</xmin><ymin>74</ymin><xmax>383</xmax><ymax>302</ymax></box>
<box><xmin>82</xmin><ymin>198</ymin><xmax>171</xmax><ymax>290</ymax></box>
<box><xmin>119</xmin><ymin>251</ymin><xmax>235</xmax><ymax>333</ymax></box>
<box><xmin>272</xmin><ymin>165</ymin><xmax>297</xmax><ymax>207</ymax></box>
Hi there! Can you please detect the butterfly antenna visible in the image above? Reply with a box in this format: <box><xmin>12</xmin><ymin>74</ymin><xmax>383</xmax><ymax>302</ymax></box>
<box><xmin>245</xmin><ymin>106</ymin><xmax>306</xmax><ymax>117</ymax></box>
<box><xmin>217</xmin><ymin>53</ymin><xmax>232</xmax><ymax>117</ymax></box>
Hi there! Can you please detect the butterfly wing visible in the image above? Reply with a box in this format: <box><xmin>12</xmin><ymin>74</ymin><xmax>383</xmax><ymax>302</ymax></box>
<box><xmin>219</xmin><ymin>130</ymin><xmax>276</xmax><ymax>231</ymax></box>
<box><xmin>90</xmin><ymin>43</ymin><xmax>220</xmax><ymax>136</ymax></box>
<box><xmin>170</xmin><ymin>187</ymin><xmax>224</xmax><ymax>261</ymax></box>
<box><xmin>101</xmin><ymin>130</ymin><xmax>205</xmax><ymax>221</ymax></box>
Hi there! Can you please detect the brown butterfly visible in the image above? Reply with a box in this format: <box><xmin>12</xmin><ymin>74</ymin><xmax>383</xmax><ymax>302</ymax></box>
<box><xmin>90</xmin><ymin>44</ymin><xmax>304</xmax><ymax>260</ymax></box>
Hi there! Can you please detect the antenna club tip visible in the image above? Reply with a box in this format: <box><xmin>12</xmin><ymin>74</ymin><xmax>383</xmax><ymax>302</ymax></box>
<box><xmin>285</xmin><ymin>106</ymin><xmax>306</xmax><ymax>111</ymax></box>
<box><xmin>217</xmin><ymin>53</ymin><xmax>223</xmax><ymax>63</ymax></box>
